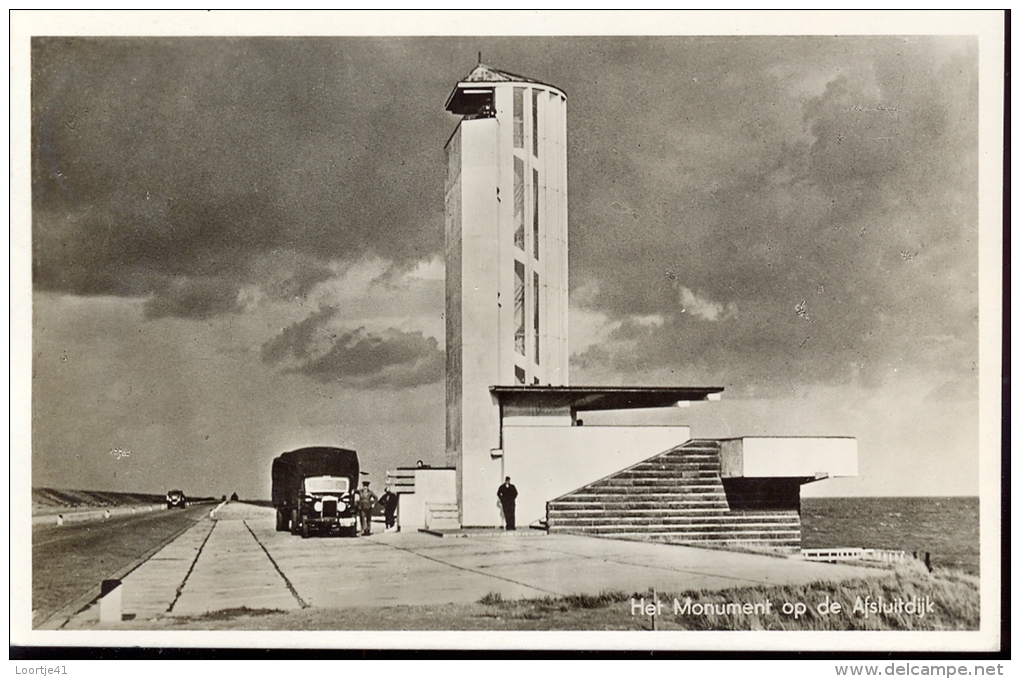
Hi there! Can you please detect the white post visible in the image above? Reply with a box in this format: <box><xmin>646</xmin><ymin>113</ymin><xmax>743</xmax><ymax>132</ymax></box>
<box><xmin>99</xmin><ymin>579</ymin><xmax>122</xmax><ymax>623</ymax></box>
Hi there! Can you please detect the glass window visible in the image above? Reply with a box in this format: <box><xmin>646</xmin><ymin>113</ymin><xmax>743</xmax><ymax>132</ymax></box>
<box><xmin>533</xmin><ymin>271</ymin><xmax>540</xmax><ymax>362</ymax></box>
<box><xmin>304</xmin><ymin>477</ymin><xmax>350</xmax><ymax>494</ymax></box>
<box><xmin>514</xmin><ymin>260</ymin><xmax>525</xmax><ymax>356</ymax></box>
<box><xmin>532</xmin><ymin>168</ymin><xmax>540</xmax><ymax>260</ymax></box>
<box><xmin>532</xmin><ymin>89</ymin><xmax>540</xmax><ymax>157</ymax></box>
<box><xmin>513</xmin><ymin>87</ymin><xmax>524</xmax><ymax>149</ymax></box>
<box><xmin>515</xmin><ymin>365</ymin><xmax>526</xmax><ymax>385</ymax></box>
<box><xmin>514</xmin><ymin>157</ymin><xmax>525</xmax><ymax>250</ymax></box>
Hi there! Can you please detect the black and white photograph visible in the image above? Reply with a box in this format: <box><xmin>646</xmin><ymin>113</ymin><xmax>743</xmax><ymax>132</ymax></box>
<box><xmin>11</xmin><ymin>11</ymin><xmax>1004</xmax><ymax>656</ymax></box>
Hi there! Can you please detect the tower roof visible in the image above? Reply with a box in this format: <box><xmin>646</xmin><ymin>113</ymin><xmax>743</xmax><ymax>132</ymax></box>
<box><xmin>460</xmin><ymin>63</ymin><xmax>545</xmax><ymax>85</ymax></box>
<box><xmin>446</xmin><ymin>63</ymin><xmax>564</xmax><ymax>115</ymax></box>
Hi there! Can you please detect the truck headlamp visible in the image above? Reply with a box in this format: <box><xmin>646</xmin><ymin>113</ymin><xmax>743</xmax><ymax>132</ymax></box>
<box><xmin>314</xmin><ymin>500</ymin><xmax>323</xmax><ymax>512</ymax></box>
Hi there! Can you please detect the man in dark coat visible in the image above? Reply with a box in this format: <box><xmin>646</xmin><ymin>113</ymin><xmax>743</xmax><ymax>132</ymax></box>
<box><xmin>379</xmin><ymin>486</ymin><xmax>399</xmax><ymax>530</ymax></box>
<box><xmin>497</xmin><ymin>477</ymin><xmax>518</xmax><ymax>531</ymax></box>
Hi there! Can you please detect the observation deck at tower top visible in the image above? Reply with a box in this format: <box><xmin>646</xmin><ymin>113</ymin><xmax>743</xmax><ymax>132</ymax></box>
<box><xmin>445</xmin><ymin>63</ymin><xmax>566</xmax><ymax>116</ymax></box>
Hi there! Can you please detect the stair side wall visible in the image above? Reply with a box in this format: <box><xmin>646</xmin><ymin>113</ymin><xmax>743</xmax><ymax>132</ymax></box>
<box><xmin>503</xmin><ymin>425</ymin><xmax>691</xmax><ymax>527</ymax></box>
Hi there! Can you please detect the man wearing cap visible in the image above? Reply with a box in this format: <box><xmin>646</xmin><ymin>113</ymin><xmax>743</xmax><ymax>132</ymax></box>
<box><xmin>356</xmin><ymin>481</ymin><xmax>378</xmax><ymax>536</ymax></box>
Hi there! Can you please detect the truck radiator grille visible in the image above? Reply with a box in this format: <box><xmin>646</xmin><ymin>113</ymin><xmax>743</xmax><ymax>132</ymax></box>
<box><xmin>322</xmin><ymin>499</ymin><xmax>338</xmax><ymax>517</ymax></box>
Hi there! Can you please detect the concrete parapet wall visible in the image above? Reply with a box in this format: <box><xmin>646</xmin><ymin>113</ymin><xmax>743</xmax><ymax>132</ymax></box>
<box><xmin>32</xmin><ymin>503</ymin><xmax>168</xmax><ymax>526</ymax></box>
<box><xmin>720</xmin><ymin>437</ymin><xmax>858</xmax><ymax>479</ymax></box>
<box><xmin>504</xmin><ymin>425</ymin><xmax>691</xmax><ymax>526</ymax></box>
<box><xmin>398</xmin><ymin>468</ymin><xmax>457</xmax><ymax>530</ymax></box>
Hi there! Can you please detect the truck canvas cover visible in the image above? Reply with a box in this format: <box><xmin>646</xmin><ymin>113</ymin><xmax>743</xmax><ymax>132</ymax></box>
<box><xmin>272</xmin><ymin>447</ymin><xmax>359</xmax><ymax>506</ymax></box>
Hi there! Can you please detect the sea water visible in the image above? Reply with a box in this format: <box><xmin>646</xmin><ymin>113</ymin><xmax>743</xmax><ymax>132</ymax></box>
<box><xmin>800</xmin><ymin>497</ymin><xmax>980</xmax><ymax>575</ymax></box>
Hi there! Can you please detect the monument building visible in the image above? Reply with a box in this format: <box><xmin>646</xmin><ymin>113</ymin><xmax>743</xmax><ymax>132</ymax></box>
<box><xmin>391</xmin><ymin>64</ymin><xmax>857</xmax><ymax>548</ymax></box>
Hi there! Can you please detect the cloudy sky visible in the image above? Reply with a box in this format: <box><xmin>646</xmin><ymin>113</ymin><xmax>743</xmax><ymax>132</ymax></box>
<box><xmin>24</xmin><ymin>23</ymin><xmax>988</xmax><ymax>499</ymax></box>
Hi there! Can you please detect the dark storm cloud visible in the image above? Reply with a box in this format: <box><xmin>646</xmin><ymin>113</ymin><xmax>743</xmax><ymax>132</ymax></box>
<box><xmin>295</xmin><ymin>328</ymin><xmax>443</xmax><ymax>388</ymax></box>
<box><xmin>261</xmin><ymin>307</ymin><xmax>442</xmax><ymax>388</ymax></box>
<box><xmin>32</xmin><ymin>37</ymin><xmax>460</xmax><ymax>309</ymax></box>
<box><xmin>562</xmin><ymin>36</ymin><xmax>978</xmax><ymax>395</ymax></box>
<box><xmin>143</xmin><ymin>275</ymin><xmax>244</xmax><ymax>320</ymax></box>
<box><xmin>260</xmin><ymin>306</ymin><xmax>339</xmax><ymax>364</ymax></box>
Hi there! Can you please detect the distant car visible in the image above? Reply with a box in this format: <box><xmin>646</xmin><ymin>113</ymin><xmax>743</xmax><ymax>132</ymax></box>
<box><xmin>166</xmin><ymin>490</ymin><xmax>187</xmax><ymax>509</ymax></box>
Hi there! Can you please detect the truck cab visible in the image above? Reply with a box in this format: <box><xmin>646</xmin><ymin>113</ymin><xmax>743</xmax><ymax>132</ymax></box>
<box><xmin>272</xmin><ymin>447</ymin><xmax>360</xmax><ymax>538</ymax></box>
<box><xmin>297</xmin><ymin>475</ymin><xmax>357</xmax><ymax>537</ymax></box>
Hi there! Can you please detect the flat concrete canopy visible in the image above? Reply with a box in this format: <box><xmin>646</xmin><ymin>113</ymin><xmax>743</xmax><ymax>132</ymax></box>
<box><xmin>491</xmin><ymin>385</ymin><xmax>724</xmax><ymax>411</ymax></box>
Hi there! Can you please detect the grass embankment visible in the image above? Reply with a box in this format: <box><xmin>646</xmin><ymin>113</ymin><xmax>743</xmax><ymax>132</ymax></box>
<box><xmin>139</xmin><ymin>563</ymin><xmax>978</xmax><ymax>631</ymax></box>
<box><xmin>637</xmin><ymin>565</ymin><xmax>979</xmax><ymax>631</ymax></box>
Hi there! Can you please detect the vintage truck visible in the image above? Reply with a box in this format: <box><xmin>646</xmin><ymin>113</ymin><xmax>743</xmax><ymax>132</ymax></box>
<box><xmin>271</xmin><ymin>447</ymin><xmax>360</xmax><ymax>538</ymax></box>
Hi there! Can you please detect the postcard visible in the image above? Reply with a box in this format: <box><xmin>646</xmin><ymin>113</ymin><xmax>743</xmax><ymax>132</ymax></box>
<box><xmin>10</xmin><ymin>10</ymin><xmax>1005</xmax><ymax>656</ymax></box>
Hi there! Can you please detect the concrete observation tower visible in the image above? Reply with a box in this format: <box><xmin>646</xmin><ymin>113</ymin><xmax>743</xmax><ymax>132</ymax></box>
<box><xmin>390</xmin><ymin>64</ymin><xmax>857</xmax><ymax>548</ymax></box>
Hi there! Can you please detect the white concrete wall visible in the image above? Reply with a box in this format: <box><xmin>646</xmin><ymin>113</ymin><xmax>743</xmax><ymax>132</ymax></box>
<box><xmin>720</xmin><ymin>437</ymin><xmax>858</xmax><ymax>479</ymax></box>
<box><xmin>457</xmin><ymin>117</ymin><xmax>504</xmax><ymax>527</ymax></box>
<box><xmin>503</xmin><ymin>425</ymin><xmax>691</xmax><ymax>527</ymax></box>
<box><xmin>397</xmin><ymin>468</ymin><xmax>457</xmax><ymax>531</ymax></box>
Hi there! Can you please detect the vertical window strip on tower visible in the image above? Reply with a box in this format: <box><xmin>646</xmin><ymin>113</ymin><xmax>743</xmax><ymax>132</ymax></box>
<box><xmin>514</xmin><ymin>157</ymin><xmax>525</xmax><ymax>250</ymax></box>
<box><xmin>532</xmin><ymin>88</ymin><xmax>540</xmax><ymax>157</ymax></box>
<box><xmin>534</xmin><ymin>271</ymin><xmax>540</xmax><ymax>363</ymax></box>
<box><xmin>532</xmin><ymin>168</ymin><xmax>540</xmax><ymax>260</ymax></box>
<box><xmin>514</xmin><ymin>260</ymin><xmax>526</xmax><ymax>356</ymax></box>
<box><xmin>513</xmin><ymin>87</ymin><xmax>524</xmax><ymax>149</ymax></box>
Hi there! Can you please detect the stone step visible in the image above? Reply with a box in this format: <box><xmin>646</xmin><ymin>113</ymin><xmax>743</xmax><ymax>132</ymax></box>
<box><xmin>613</xmin><ymin>469</ymin><xmax>720</xmax><ymax>478</ymax></box>
<box><xmin>551</xmin><ymin>526</ymin><xmax>802</xmax><ymax>537</ymax></box>
<box><xmin>551</xmin><ymin>493</ymin><xmax>729</xmax><ymax>503</ymax></box>
<box><xmin>627</xmin><ymin>460</ymin><xmax>720</xmax><ymax>467</ymax></box>
<box><xmin>548</xmin><ymin>499</ymin><xmax>731</xmax><ymax>508</ymax></box>
<box><xmin>658</xmin><ymin>454</ymin><xmax>719</xmax><ymax>462</ymax></box>
<box><xmin>425</xmin><ymin>502</ymin><xmax>460</xmax><ymax>530</ymax></box>
<box><xmin>548</xmin><ymin>511</ymin><xmax>799</xmax><ymax>524</ymax></box>
<box><xmin>588</xmin><ymin>478</ymin><xmax>725</xmax><ymax>488</ymax></box>
<box><xmin>556</xmin><ymin>488</ymin><xmax>728</xmax><ymax>496</ymax></box>
<box><xmin>550</xmin><ymin>517</ymin><xmax>800</xmax><ymax>529</ymax></box>
<box><xmin>548</xmin><ymin>503</ymin><xmax>732</xmax><ymax>513</ymax></box>
<box><xmin>624</xmin><ymin>459</ymin><xmax>720</xmax><ymax>466</ymax></box>
<box><xmin>622</xmin><ymin>534</ymin><xmax>802</xmax><ymax>547</ymax></box>
<box><xmin>555</xmin><ymin>500</ymin><xmax>730</xmax><ymax>509</ymax></box>
<box><xmin>553</xmin><ymin>526</ymin><xmax>802</xmax><ymax>539</ymax></box>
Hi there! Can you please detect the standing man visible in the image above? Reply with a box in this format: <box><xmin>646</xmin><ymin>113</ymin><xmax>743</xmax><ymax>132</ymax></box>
<box><xmin>379</xmin><ymin>486</ymin><xmax>400</xmax><ymax>531</ymax></box>
<box><xmin>497</xmin><ymin>477</ymin><xmax>518</xmax><ymax>531</ymax></box>
<box><xmin>356</xmin><ymin>481</ymin><xmax>377</xmax><ymax>536</ymax></box>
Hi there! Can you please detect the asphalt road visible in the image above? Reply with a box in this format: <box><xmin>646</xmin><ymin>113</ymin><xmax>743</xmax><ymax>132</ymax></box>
<box><xmin>32</xmin><ymin>504</ymin><xmax>210</xmax><ymax>627</ymax></box>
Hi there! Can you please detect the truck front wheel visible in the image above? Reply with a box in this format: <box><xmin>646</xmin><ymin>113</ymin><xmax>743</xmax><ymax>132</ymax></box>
<box><xmin>275</xmin><ymin>509</ymin><xmax>286</xmax><ymax>532</ymax></box>
<box><xmin>301</xmin><ymin>520</ymin><xmax>311</xmax><ymax>539</ymax></box>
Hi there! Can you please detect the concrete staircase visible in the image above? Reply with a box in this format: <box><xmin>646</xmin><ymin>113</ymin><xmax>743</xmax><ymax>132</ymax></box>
<box><xmin>546</xmin><ymin>439</ymin><xmax>801</xmax><ymax>550</ymax></box>
<box><xmin>424</xmin><ymin>502</ymin><xmax>461</xmax><ymax>530</ymax></box>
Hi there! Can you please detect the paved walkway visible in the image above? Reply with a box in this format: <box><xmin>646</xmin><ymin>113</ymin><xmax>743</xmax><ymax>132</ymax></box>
<box><xmin>64</xmin><ymin>503</ymin><xmax>888</xmax><ymax>628</ymax></box>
